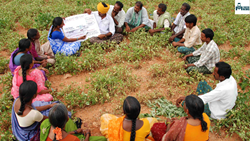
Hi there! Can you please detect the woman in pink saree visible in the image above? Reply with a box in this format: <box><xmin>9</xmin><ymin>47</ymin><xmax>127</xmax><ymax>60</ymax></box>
<box><xmin>11</xmin><ymin>54</ymin><xmax>53</xmax><ymax>102</ymax></box>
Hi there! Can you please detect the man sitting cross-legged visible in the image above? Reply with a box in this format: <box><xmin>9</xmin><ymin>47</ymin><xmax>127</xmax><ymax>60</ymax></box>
<box><xmin>148</xmin><ymin>3</ymin><xmax>172</xmax><ymax>36</ymax></box>
<box><xmin>169</xmin><ymin>3</ymin><xmax>191</xmax><ymax>42</ymax></box>
<box><xmin>84</xmin><ymin>2</ymin><xmax>123</xmax><ymax>44</ymax></box>
<box><xmin>107</xmin><ymin>1</ymin><xmax>126</xmax><ymax>33</ymax></box>
<box><xmin>183</xmin><ymin>28</ymin><xmax>220</xmax><ymax>74</ymax></box>
<box><xmin>172</xmin><ymin>14</ymin><xmax>202</xmax><ymax>54</ymax></box>
<box><xmin>176</xmin><ymin>62</ymin><xmax>238</xmax><ymax>120</ymax></box>
<box><xmin>124</xmin><ymin>1</ymin><xmax>151</xmax><ymax>32</ymax></box>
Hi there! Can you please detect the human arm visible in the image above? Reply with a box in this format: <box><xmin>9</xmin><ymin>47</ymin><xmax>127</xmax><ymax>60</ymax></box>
<box><xmin>62</xmin><ymin>35</ymin><xmax>86</xmax><ymax>42</ymax></box>
<box><xmin>198</xmin><ymin>89</ymin><xmax>224</xmax><ymax>104</ymax></box>
<box><xmin>172</xmin><ymin>38</ymin><xmax>185</xmax><ymax>47</ymax></box>
<box><xmin>111</xmin><ymin>11</ymin><xmax>119</xmax><ymax>25</ymax></box>
<box><xmin>84</xmin><ymin>9</ymin><xmax>92</xmax><ymax>15</ymax></box>
<box><xmin>175</xmin><ymin>96</ymin><xmax>186</xmax><ymax>107</ymax></box>
<box><xmin>68</xmin><ymin>129</ymin><xmax>91</xmax><ymax>141</ymax></box>
<box><xmin>183</xmin><ymin>53</ymin><xmax>194</xmax><ymax>61</ymax></box>
<box><xmin>124</xmin><ymin>8</ymin><xmax>133</xmax><ymax>32</ymax></box>
<box><xmin>117</xmin><ymin>10</ymin><xmax>126</xmax><ymax>27</ymax></box>
<box><xmin>183</xmin><ymin>63</ymin><xmax>195</xmax><ymax>69</ymax></box>
<box><xmin>35</xmin><ymin>103</ymin><xmax>57</xmax><ymax>111</ymax></box>
<box><xmin>130</xmin><ymin>24</ymin><xmax>146</xmax><ymax>32</ymax></box>
<box><xmin>98</xmin><ymin>32</ymin><xmax>112</xmax><ymax>39</ymax></box>
<box><xmin>169</xmin><ymin>29</ymin><xmax>185</xmax><ymax>42</ymax></box>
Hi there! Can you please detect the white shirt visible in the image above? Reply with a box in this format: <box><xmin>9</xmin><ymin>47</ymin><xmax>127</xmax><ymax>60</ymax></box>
<box><xmin>107</xmin><ymin>5</ymin><xmax>126</xmax><ymax>27</ymax></box>
<box><xmin>15</xmin><ymin>109</ymin><xmax>43</xmax><ymax>127</ymax></box>
<box><xmin>199</xmin><ymin>76</ymin><xmax>238</xmax><ymax>119</ymax></box>
<box><xmin>193</xmin><ymin>40</ymin><xmax>220</xmax><ymax>71</ymax></box>
<box><xmin>153</xmin><ymin>10</ymin><xmax>170</xmax><ymax>28</ymax></box>
<box><xmin>93</xmin><ymin>12</ymin><xmax>115</xmax><ymax>36</ymax></box>
<box><xmin>125</xmin><ymin>7</ymin><xmax>151</xmax><ymax>27</ymax></box>
<box><xmin>173</xmin><ymin>12</ymin><xmax>190</xmax><ymax>33</ymax></box>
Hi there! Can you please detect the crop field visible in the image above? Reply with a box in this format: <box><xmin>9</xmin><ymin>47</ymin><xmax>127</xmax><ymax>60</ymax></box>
<box><xmin>0</xmin><ymin>0</ymin><xmax>250</xmax><ymax>140</ymax></box>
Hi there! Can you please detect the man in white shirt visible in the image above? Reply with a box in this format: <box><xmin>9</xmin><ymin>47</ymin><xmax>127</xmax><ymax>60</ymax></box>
<box><xmin>183</xmin><ymin>28</ymin><xmax>220</xmax><ymax>74</ymax></box>
<box><xmin>124</xmin><ymin>1</ymin><xmax>151</xmax><ymax>32</ymax></box>
<box><xmin>176</xmin><ymin>62</ymin><xmax>238</xmax><ymax>119</ymax></box>
<box><xmin>172</xmin><ymin>14</ymin><xmax>202</xmax><ymax>54</ymax></box>
<box><xmin>169</xmin><ymin>3</ymin><xmax>190</xmax><ymax>42</ymax></box>
<box><xmin>148</xmin><ymin>3</ymin><xmax>172</xmax><ymax>36</ymax></box>
<box><xmin>107</xmin><ymin>1</ymin><xmax>125</xmax><ymax>33</ymax></box>
<box><xmin>84</xmin><ymin>2</ymin><xmax>123</xmax><ymax>44</ymax></box>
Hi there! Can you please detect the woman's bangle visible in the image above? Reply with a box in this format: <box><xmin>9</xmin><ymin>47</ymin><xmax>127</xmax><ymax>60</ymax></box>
<box><xmin>74</xmin><ymin>130</ymin><xmax>78</xmax><ymax>134</ymax></box>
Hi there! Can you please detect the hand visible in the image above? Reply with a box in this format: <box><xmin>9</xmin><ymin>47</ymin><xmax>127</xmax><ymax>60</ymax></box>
<box><xmin>49</xmin><ymin>103</ymin><xmax>57</xmax><ymax>108</ymax></box>
<box><xmin>176</xmin><ymin>96</ymin><xmax>185</xmax><ymax>107</ymax></box>
<box><xmin>183</xmin><ymin>55</ymin><xmax>187</xmax><ymax>61</ymax></box>
<box><xmin>169</xmin><ymin>36</ymin><xmax>175</xmax><ymax>42</ymax></box>
<box><xmin>98</xmin><ymin>34</ymin><xmax>106</xmax><ymax>39</ymax></box>
<box><xmin>183</xmin><ymin>64</ymin><xmax>188</xmax><ymax>69</ymax></box>
<box><xmin>125</xmin><ymin>26</ymin><xmax>130</xmax><ymax>32</ymax></box>
<box><xmin>75</xmin><ymin>128</ymin><xmax>83</xmax><ymax>134</ymax></box>
<box><xmin>111</xmin><ymin>11</ymin><xmax>116</xmax><ymax>18</ymax></box>
<box><xmin>84</xmin><ymin>9</ymin><xmax>92</xmax><ymax>15</ymax></box>
<box><xmin>84</xmin><ymin>129</ymin><xmax>91</xmax><ymax>136</ymax></box>
<box><xmin>79</xmin><ymin>35</ymin><xmax>86</xmax><ymax>40</ymax></box>
<box><xmin>148</xmin><ymin>29</ymin><xmax>155</xmax><ymax>36</ymax></box>
<box><xmin>130</xmin><ymin>27</ymin><xmax>138</xmax><ymax>32</ymax></box>
<box><xmin>40</xmin><ymin>67</ymin><xmax>49</xmax><ymax>74</ymax></box>
<box><xmin>172</xmin><ymin>42</ymin><xmax>177</xmax><ymax>47</ymax></box>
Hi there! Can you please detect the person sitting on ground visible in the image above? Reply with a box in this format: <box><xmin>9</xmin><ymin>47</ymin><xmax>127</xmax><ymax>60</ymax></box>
<box><xmin>172</xmin><ymin>14</ymin><xmax>202</xmax><ymax>54</ymax></box>
<box><xmin>124</xmin><ymin>1</ymin><xmax>151</xmax><ymax>32</ymax></box>
<box><xmin>148</xmin><ymin>3</ymin><xmax>172</xmax><ymax>36</ymax></box>
<box><xmin>27</xmin><ymin>28</ymin><xmax>56</xmax><ymax>65</ymax></box>
<box><xmin>84</xmin><ymin>2</ymin><xmax>123</xmax><ymax>44</ymax></box>
<box><xmin>169</xmin><ymin>3</ymin><xmax>191</xmax><ymax>42</ymax></box>
<box><xmin>100</xmin><ymin>96</ymin><xmax>157</xmax><ymax>141</ymax></box>
<box><xmin>107</xmin><ymin>1</ymin><xmax>126</xmax><ymax>33</ymax></box>
<box><xmin>40</xmin><ymin>103</ymin><xmax>107</xmax><ymax>141</ymax></box>
<box><xmin>48</xmin><ymin>17</ymin><xmax>86</xmax><ymax>56</ymax></box>
<box><xmin>12</xmin><ymin>81</ymin><xmax>56</xmax><ymax>140</ymax></box>
<box><xmin>183</xmin><ymin>28</ymin><xmax>220</xmax><ymax>74</ymax></box>
<box><xmin>152</xmin><ymin>95</ymin><xmax>210</xmax><ymax>141</ymax></box>
<box><xmin>9</xmin><ymin>38</ymin><xmax>48</xmax><ymax>79</ymax></box>
<box><xmin>176</xmin><ymin>62</ymin><xmax>238</xmax><ymax>119</ymax></box>
<box><xmin>11</xmin><ymin>54</ymin><xmax>53</xmax><ymax>102</ymax></box>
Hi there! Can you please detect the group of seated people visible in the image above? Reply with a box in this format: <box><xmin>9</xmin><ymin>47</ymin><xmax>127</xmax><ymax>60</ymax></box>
<box><xmin>11</xmin><ymin>54</ymin><xmax>238</xmax><ymax>140</ymax></box>
<box><xmin>9</xmin><ymin>1</ymin><xmax>239</xmax><ymax>141</ymax></box>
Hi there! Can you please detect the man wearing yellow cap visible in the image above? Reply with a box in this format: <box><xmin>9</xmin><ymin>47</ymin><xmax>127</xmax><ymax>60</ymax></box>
<box><xmin>124</xmin><ymin>1</ymin><xmax>151</xmax><ymax>32</ymax></box>
<box><xmin>84</xmin><ymin>2</ymin><xmax>123</xmax><ymax>44</ymax></box>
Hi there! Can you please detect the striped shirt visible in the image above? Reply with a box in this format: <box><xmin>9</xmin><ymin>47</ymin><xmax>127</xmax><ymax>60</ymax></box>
<box><xmin>193</xmin><ymin>40</ymin><xmax>220</xmax><ymax>71</ymax></box>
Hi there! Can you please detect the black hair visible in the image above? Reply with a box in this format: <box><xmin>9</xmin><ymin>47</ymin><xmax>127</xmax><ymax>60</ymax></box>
<box><xmin>116</xmin><ymin>1</ymin><xmax>124</xmax><ymax>10</ymax></box>
<box><xmin>202</xmin><ymin>28</ymin><xmax>214</xmax><ymax>40</ymax></box>
<box><xmin>215</xmin><ymin>62</ymin><xmax>232</xmax><ymax>79</ymax></box>
<box><xmin>49</xmin><ymin>103</ymin><xmax>68</xmax><ymax>141</ymax></box>
<box><xmin>12</xmin><ymin>39</ymin><xmax>31</xmax><ymax>65</ymax></box>
<box><xmin>135</xmin><ymin>1</ymin><xmax>143</xmax><ymax>9</ymax></box>
<box><xmin>123</xmin><ymin>96</ymin><xmax>141</xmax><ymax>141</ymax></box>
<box><xmin>185</xmin><ymin>94</ymin><xmax>208</xmax><ymax>132</ymax></box>
<box><xmin>185</xmin><ymin>14</ymin><xmax>197</xmax><ymax>26</ymax></box>
<box><xmin>27</xmin><ymin>28</ymin><xmax>38</xmax><ymax>41</ymax></box>
<box><xmin>182</xmin><ymin>3</ymin><xmax>191</xmax><ymax>11</ymax></box>
<box><xmin>17</xmin><ymin>81</ymin><xmax>37</xmax><ymax>115</ymax></box>
<box><xmin>158</xmin><ymin>3</ymin><xmax>167</xmax><ymax>12</ymax></box>
<box><xmin>101</xmin><ymin>2</ymin><xmax>108</xmax><ymax>7</ymax></box>
<box><xmin>20</xmin><ymin>54</ymin><xmax>33</xmax><ymax>82</ymax></box>
<box><xmin>49</xmin><ymin>17</ymin><xmax>63</xmax><ymax>38</ymax></box>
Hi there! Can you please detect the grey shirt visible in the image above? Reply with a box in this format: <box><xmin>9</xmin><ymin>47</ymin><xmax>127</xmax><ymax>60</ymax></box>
<box><xmin>125</xmin><ymin>7</ymin><xmax>150</xmax><ymax>27</ymax></box>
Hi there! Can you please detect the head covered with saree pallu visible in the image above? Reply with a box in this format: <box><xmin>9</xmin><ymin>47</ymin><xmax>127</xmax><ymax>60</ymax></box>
<box><xmin>97</xmin><ymin>2</ymin><xmax>110</xmax><ymax>14</ymax></box>
<box><xmin>11</xmin><ymin>81</ymin><xmax>40</xmax><ymax>141</ymax></box>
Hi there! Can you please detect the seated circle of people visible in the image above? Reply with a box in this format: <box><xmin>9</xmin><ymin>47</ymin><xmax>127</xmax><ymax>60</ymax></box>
<box><xmin>151</xmin><ymin>95</ymin><xmax>210</xmax><ymax>141</ymax></box>
<box><xmin>84</xmin><ymin>2</ymin><xmax>124</xmax><ymax>44</ymax></box>
<box><xmin>176</xmin><ymin>62</ymin><xmax>238</xmax><ymax>119</ymax></box>
<box><xmin>9</xmin><ymin>38</ymin><xmax>48</xmax><ymax>79</ymax></box>
<box><xmin>100</xmin><ymin>96</ymin><xmax>157</xmax><ymax>141</ymax></box>
<box><xmin>169</xmin><ymin>3</ymin><xmax>191</xmax><ymax>42</ymax></box>
<box><xmin>11</xmin><ymin>54</ymin><xmax>53</xmax><ymax>102</ymax></box>
<box><xmin>107</xmin><ymin>1</ymin><xmax>126</xmax><ymax>33</ymax></box>
<box><xmin>183</xmin><ymin>28</ymin><xmax>220</xmax><ymax>74</ymax></box>
<box><xmin>124</xmin><ymin>1</ymin><xmax>151</xmax><ymax>32</ymax></box>
<box><xmin>27</xmin><ymin>28</ymin><xmax>56</xmax><ymax>65</ymax></box>
<box><xmin>172</xmin><ymin>14</ymin><xmax>202</xmax><ymax>54</ymax></box>
<box><xmin>48</xmin><ymin>17</ymin><xmax>86</xmax><ymax>56</ymax></box>
<box><xmin>148</xmin><ymin>3</ymin><xmax>172</xmax><ymax>36</ymax></box>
